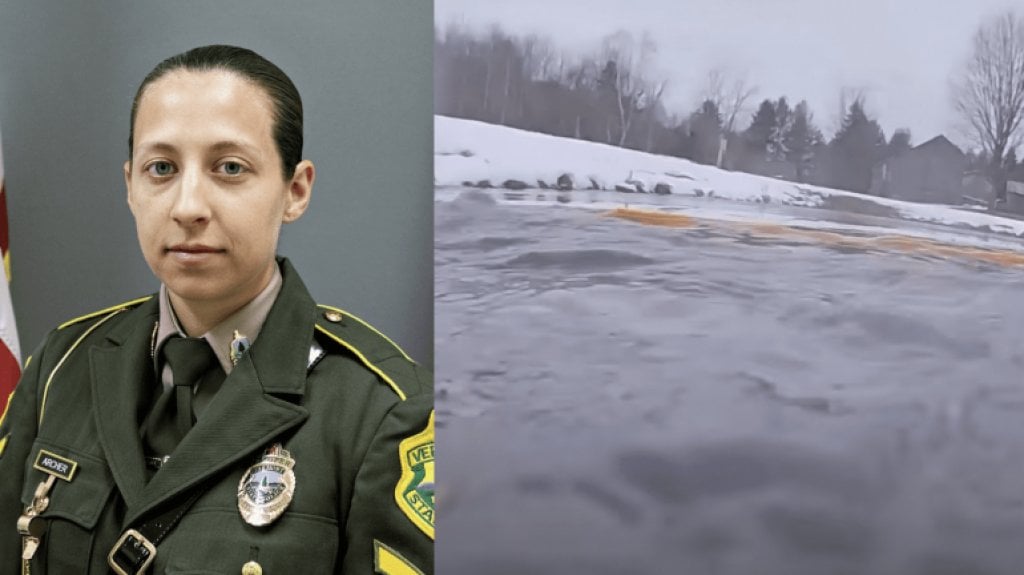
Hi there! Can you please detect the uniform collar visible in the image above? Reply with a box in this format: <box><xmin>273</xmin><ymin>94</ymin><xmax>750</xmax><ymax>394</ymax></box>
<box><xmin>154</xmin><ymin>264</ymin><xmax>284</xmax><ymax>374</ymax></box>
<box><xmin>247</xmin><ymin>257</ymin><xmax>319</xmax><ymax>396</ymax></box>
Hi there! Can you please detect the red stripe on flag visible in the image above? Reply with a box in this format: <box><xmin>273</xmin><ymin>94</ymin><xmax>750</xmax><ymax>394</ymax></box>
<box><xmin>0</xmin><ymin>340</ymin><xmax>19</xmax><ymax>416</ymax></box>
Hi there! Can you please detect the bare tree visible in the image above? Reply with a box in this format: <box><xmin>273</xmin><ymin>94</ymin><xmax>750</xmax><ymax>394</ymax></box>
<box><xmin>598</xmin><ymin>30</ymin><xmax>664</xmax><ymax>147</ymax></box>
<box><xmin>560</xmin><ymin>55</ymin><xmax>599</xmax><ymax>140</ymax></box>
<box><xmin>952</xmin><ymin>10</ymin><xmax>1024</xmax><ymax>196</ymax></box>
<box><xmin>520</xmin><ymin>34</ymin><xmax>558</xmax><ymax>82</ymax></box>
<box><xmin>700</xmin><ymin>67</ymin><xmax>757</xmax><ymax>133</ymax></box>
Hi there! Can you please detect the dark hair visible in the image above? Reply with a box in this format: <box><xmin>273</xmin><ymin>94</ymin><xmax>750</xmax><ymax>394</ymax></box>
<box><xmin>128</xmin><ymin>45</ymin><xmax>303</xmax><ymax>180</ymax></box>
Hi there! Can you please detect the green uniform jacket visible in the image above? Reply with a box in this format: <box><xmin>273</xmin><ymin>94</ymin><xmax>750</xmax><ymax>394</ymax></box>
<box><xmin>0</xmin><ymin>259</ymin><xmax>434</xmax><ymax>574</ymax></box>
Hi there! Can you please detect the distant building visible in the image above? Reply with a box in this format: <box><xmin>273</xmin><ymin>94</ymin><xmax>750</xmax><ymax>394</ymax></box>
<box><xmin>1009</xmin><ymin>165</ymin><xmax>1024</xmax><ymax>192</ymax></box>
<box><xmin>1006</xmin><ymin>166</ymin><xmax>1024</xmax><ymax>213</ymax></box>
<box><xmin>961</xmin><ymin>171</ymin><xmax>994</xmax><ymax>203</ymax></box>
<box><xmin>871</xmin><ymin>135</ymin><xmax>966</xmax><ymax>204</ymax></box>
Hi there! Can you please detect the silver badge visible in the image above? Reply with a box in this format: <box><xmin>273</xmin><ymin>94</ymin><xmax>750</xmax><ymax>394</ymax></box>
<box><xmin>237</xmin><ymin>444</ymin><xmax>295</xmax><ymax>527</ymax></box>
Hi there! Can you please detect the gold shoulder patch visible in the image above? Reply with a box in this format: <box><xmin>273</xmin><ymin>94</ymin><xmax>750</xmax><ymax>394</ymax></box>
<box><xmin>57</xmin><ymin>295</ymin><xmax>152</xmax><ymax>330</ymax></box>
<box><xmin>394</xmin><ymin>411</ymin><xmax>435</xmax><ymax>539</ymax></box>
<box><xmin>373</xmin><ymin>540</ymin><xmax>425</xmax><ymax>575</ymax></box>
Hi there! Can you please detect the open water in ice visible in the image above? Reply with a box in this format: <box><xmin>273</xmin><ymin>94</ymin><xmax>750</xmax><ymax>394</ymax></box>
<box><xmin>436</xmin><ymin>189</ymin><xmax>1024</xmax><ymax>575</ymax></box>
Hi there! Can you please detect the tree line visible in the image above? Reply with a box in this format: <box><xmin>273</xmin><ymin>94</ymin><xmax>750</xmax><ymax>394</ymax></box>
<box><xmin>435</xmin><ymin>12</ymin><xmax>1024</xmax><ymax>198</ymax></box>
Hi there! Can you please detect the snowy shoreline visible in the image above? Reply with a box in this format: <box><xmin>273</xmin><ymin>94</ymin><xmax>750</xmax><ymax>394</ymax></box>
<box><xmin>435</xmin><ymin>115</ymin><xmax>1024</xmax><ymax>240</ymax></box>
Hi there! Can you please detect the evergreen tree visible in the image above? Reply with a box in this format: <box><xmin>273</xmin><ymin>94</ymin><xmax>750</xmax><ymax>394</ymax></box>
<box><xmin>1004</xmin><ymin>147</ymin><xmax>1019</xmax><ymax>170</ymax></box>
<box><xmin>888</xmin><ymin>129</ymin><xmax>912</xmax><ymax>158</ymax></box>
<box><xmin>829</xmin><ymin>99</ymin><xmax>887</xmax><ymax>193</ymax></box>
<box><xmin>670</xmin><ymin>118</ymin><xmax>694</xmax><ymax>160</ymax></box>
<box><xmin>741</xmin><ymin>99</ymin><xmax>777</xmax><ymax>170</ymax></box>
<box><xmin>771</xmin><ymin>97</ymin><xmax>792</xmax><ymax>160</ymax></box>
<box><xmin>965</xmin><ymin>149</ymin><xmax>979</xmax><ymax>171</ymax></box>
<box><xmin>783</xmin><ymin>100</ymin><xmax>823</xmax><ymax>182</ymax></box>
<box><xmin>741</xmin><ymin>97</ymin><xmax>799</xmax><ymax>171</ymax></box>
<box><xmin>689</xmin><ymin>99</ymin><xmax>724</xmax><ymax>166</ymax></box>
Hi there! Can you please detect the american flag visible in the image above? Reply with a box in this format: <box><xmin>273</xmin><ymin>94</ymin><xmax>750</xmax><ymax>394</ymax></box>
<box><xmin>0</xmin><ymin>124</ymin><xmax>21</xmax><ymax>415</ymax></box>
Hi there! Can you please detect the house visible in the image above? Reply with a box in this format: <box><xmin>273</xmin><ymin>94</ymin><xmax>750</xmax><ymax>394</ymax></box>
<box><xmin>961</xmin><ymin>171</ymin><xmax>994</xmax><ymax>203</ymax></box>
<box><xmin>870</xmin><ymin>135</ymin><xmax>966</xmax><ymax>204</ymax></box>
<box><xmin>1008</xmin><ymin>165</ymin><xmax>1024</xmax><ymax>193</ymax></box>
<box><xmin>1006</xmin><ymin>165</ymin><xmax>1024</xmax><ymax>213</ymax></box>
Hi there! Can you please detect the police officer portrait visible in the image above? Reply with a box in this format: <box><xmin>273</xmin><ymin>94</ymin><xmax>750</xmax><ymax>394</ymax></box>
<box><xmin>0</xmin><ymin>3</ymin><xmax>433</xmax><ymax>574</ymax></box>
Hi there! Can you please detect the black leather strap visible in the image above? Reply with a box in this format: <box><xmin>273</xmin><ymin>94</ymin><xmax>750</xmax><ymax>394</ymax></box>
<box><xmin>109</xmin><ymin>488</ymin><xmax>207</xmax><ymax>574</ymax></box>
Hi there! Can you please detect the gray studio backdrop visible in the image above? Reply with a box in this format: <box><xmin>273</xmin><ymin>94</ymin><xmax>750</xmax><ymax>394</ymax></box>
<box><xmin>0</xmin><ymin>2</ymin><xmax>433</xmax><ymax>368</ymax></box>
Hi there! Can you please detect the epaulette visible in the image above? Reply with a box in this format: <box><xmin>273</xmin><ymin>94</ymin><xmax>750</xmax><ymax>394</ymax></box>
<box><xmin>40</xmin><ymin>296</ymin><xmax>152</xmax><ymax>426</ymax></box>
<box><xmin>57</xmin><ymin>295</ymin><xmax>153</xmax><ymax>330</ymax></box>
<box><xmin>312</xmin><ymin>304</ymin><xmax>417</xmax><ymax>401</ymax></box>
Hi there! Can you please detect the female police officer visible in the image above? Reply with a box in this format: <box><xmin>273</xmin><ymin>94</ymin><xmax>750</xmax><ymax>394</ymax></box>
<box><xmin>0</xmin><ymin>45</ymin><xmax>433</xmax><ymax>574</ymax></box>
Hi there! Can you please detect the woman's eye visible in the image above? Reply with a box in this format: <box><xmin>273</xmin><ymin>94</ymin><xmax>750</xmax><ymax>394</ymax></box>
<box><xmin>146</xmin><ymin>161</ymin><xmax>175</xmax><ymax>177</ymax></box>
<box><xmin>220</xmin><ymin>162</ymin><xmax>245</xmax><ymax>175</ymax></box>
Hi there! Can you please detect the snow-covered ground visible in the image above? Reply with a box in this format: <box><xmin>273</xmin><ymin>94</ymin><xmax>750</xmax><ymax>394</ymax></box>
<box><xmin>435</xmin><ymin>115</ymin><xmax>1024</xmax><ymax>239</ymax></box>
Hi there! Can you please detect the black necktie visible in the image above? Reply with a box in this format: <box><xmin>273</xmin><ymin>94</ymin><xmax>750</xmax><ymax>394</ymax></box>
<box><xmin>162</xmin><ymin>337</ymin><xmax>219</xmax><ymax>437</ymax></box>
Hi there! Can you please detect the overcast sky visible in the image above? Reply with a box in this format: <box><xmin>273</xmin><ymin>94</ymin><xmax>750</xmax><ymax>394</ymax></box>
<box><xmin>436</xmin><ymin>0</ymin><xmax>1020</xmax><ymax>149</ymax></box>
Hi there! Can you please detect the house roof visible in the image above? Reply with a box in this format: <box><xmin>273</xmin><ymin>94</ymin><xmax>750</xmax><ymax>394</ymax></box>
<box><xmin>912</xmin><ymin>135</ymin><xmax>965</xmax><ymax>159</ymax></box>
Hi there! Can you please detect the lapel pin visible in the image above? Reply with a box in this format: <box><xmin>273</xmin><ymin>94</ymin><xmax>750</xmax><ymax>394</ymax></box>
<box><xmin>230</xmin><ymin>330</ymin><xmax>251</xmax><ymax>366</ymax></box>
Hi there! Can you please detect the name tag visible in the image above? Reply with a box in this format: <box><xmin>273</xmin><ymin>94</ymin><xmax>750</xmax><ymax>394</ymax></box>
<box><xmin>33</xmin><ymin>450</ymin><xmax>78</xmax><ymax>482</ymax></box>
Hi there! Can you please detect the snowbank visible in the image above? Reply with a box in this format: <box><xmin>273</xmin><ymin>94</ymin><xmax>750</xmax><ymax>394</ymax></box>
<box><xmin>435</xmin><ymin>115</ymin><xmax>1024</xmax><ymax>237</ymax></box>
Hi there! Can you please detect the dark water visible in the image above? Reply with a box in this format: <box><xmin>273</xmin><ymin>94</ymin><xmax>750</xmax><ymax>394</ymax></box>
<box><xmin>435</xmin><ymin>191</ymin><xmax>1024</xmax><ymax>575</ymax></box>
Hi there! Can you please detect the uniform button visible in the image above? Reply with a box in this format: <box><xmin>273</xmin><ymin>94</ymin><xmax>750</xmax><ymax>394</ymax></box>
<box><xmin>241</xmin><ymin>560</ymin><xmax>263</xmax><ymax>575</ymax></box>
<box><xmin>323</xmin><ymin>310</ymin><xmax>343</xmax><ymax>323</ymax></box>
